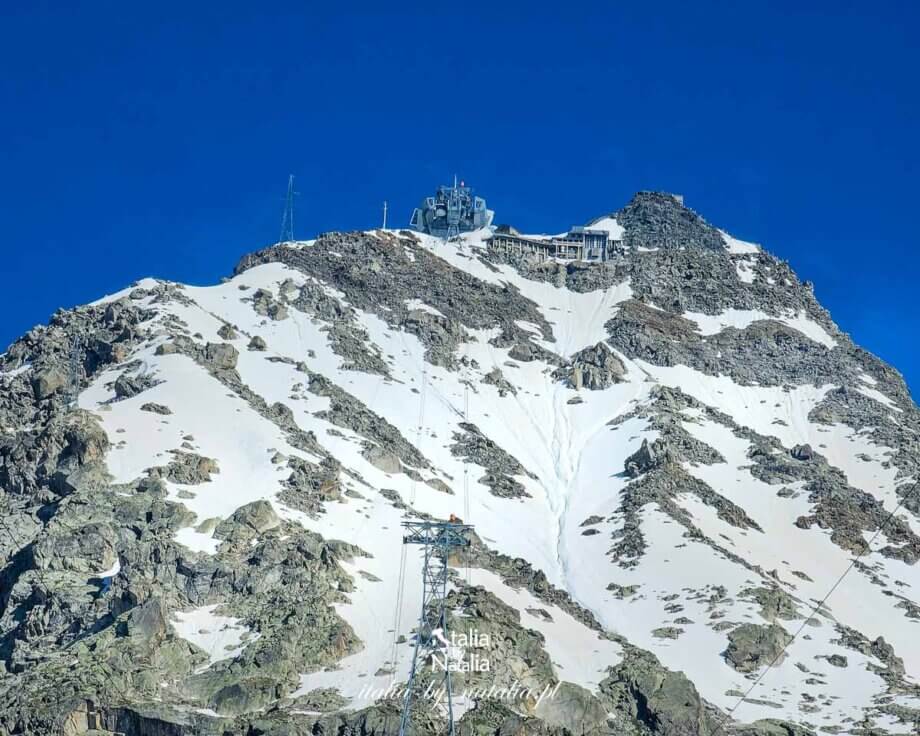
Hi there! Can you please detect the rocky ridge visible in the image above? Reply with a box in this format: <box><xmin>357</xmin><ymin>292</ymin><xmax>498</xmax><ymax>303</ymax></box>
<box><xmin>0</xmin><ymin>192</ymin><xmax>918</xmax><ymax>734</ymax></box>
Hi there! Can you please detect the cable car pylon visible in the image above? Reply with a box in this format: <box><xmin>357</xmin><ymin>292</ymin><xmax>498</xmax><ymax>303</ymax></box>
<box><xmin>398</xmin><ymin>519</ymin><xmax>472</xmax><ymax>736</ymax></box>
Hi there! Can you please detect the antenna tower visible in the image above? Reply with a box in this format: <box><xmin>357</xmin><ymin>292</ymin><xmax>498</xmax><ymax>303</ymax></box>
<box><xmin>383</xmin><ymin>200</ymin><xmax>388</xmax><ymax>230</ymax></box>
<box><xmin>445</xmin><ymin>175</ymin><xmax>462</xmax><ymax>240</ymax></box>
<box><xmin>398</xmin><ymin>520</ymin><xmax>472</xmax><ymax>736</ymax></box>
<box><xmin>280</xmin><ymin>175</ymin><xmax>297</xmax><ymax>243</ymax></box>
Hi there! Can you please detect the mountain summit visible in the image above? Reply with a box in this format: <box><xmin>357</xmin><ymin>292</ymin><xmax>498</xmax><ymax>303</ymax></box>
<box><xmin>1</xmin><ymin>192</ymin><xmax>918</xmax><ymax>735</ymax></box>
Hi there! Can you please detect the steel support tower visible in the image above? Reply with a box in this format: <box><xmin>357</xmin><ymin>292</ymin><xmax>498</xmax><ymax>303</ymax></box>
<box><xmin>280</xmin><ymin>174</ymin><xmax>297</xmax><ymax>243</ymax></box>
<box><xmin>67</xmin><ymin>335</ymin><xmax>81</xmax><ymax>410</ymax></box>
<box><xmin>398</xmin><ymin>520</ymin><xmax>472</xmax><ymax>736</ymax></box>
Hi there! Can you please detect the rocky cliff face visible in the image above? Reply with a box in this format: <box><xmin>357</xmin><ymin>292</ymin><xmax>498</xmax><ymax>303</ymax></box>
<box><xmin>1</xmin><ymin>193</ymin><xmax>919</xmax><ymax>735</ymax></box>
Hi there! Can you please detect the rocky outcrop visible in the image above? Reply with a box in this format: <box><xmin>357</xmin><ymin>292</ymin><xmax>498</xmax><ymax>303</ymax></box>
<box><xmin>616</xmin><ymin>191</ymin><xmax>724</xmax><ymax>252</ymax></box>
<box><xmin>308</xmin><ymin>372</ymin><xmax>429</xmax><ymax>470</ymax></box>
<box><xmin>624</xmin><ymin>438</ymin><xmax>673</xmax><ymax>477</ymax></box>
<box><xmin>600</xmin><ymin>646</ymin><xmax>717</xmax><ymax>735</ymax></box>
<box><xmin>450</xmin><ymin>422</ymin><xmax>533</xmax><ymax>498</ymax></box>
<box><xmin>724</xmin><ymin>623</ymin><xmax>793</xmax><ymax>673</ymax></box>
<box><xmin>3</xmin><ymin>193</ymin><xmax>918</xmax><ymax>734</ymax></box>
<box><xmin>553</xmin><ymin>342</ymin><xmax>626</xmax><ymax>390</ymax></box>
<box><xmin>148</xmin><ymin>451</ymin><xmax>219</xmax><ymax>485</ymax></box>
<box><xmin>236</xmin><ymin>230</ymin><xmax>556</xmax><ymax>367</ymax></box>
<box><xmin>482</xmin><ymin>367</ymin><xmax>517</xmax><ymax>396</ymax></box>
<box><xmin>279</xmin><ymin>456</ymin><xmax>342</xmax><ymax>516</ymax></box>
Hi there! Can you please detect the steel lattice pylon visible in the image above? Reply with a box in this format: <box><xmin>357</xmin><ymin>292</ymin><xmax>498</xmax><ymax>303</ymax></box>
<box><xmin>398</xmin><ymin>520</ymin><xmax>472</xmax><ymax>736</ymax></box>
<box><xmin>279</xmin><ymin>174</ymin><xmax>297</xmax><ymax>243</ymax></box>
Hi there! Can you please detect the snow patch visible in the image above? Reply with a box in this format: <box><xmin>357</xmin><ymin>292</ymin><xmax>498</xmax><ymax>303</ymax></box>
<box><xmin>171</xmin><ymin>604</ymin><xmax>260</xmax><ymax>671</ymax></box>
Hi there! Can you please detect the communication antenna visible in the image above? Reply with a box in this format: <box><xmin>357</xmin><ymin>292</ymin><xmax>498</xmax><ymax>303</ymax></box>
<box><xmin>383</xmin><ymin>200</ymin><xmax>388</xmax><ymax>230</ymax></box>
<box><xmin>398</xmin><ymin>520</ymin><xmax>472</xmax><ymax>736</ymax></box>
<box><xmin>279</xmin><ymin>175</ymin><xmax>298</xmax><ymax>244</ymax></box>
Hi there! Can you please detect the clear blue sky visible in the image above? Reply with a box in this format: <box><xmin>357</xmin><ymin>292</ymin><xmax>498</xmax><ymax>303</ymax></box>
<box><xmin>2</xmin><ymin>2</ymin><xmax>917</xmax><ymax>392</ymax></box>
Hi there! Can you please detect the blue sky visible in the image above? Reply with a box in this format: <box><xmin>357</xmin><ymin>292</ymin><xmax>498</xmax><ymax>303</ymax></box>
<box><xmin>2</xmin><ymin>2</ymin><xmax>918</xmax><ymax>392</ymax></box>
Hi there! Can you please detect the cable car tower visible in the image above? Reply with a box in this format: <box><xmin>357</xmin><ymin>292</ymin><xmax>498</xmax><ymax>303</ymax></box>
<box><xmin>398</xmin><ymin>519</ymin><xmax>472</xmax><ymax>736</ymax></box>
<box><xmin>67</xmin><ymin>334</ymin><xmax>82</xmax><ymax>410</ymax></box>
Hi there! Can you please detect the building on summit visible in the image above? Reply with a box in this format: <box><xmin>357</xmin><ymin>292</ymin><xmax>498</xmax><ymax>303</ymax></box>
<box><xmin>409</xmin><ymin>178</ymin><xmax>494</xmax><ymax>238</ymax></box>
<box><xmin>409</xmin><ymin>178</ymin><xmax>624</xmax><ymax>261</ymax></box>
<box><xmin>487</xmin><ymin>224</ymin><xmax>621</xmax><ymax>262</ymax></box>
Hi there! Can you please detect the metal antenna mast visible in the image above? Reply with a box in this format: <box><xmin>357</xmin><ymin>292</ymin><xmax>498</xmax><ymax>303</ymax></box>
<box><xmin>445</xmin><ymin>175</ymin><xmax>462</xmax><ymax>241</ymax></box>
<box><xmin>399</xmin><ymin>520</ymin><xmax>472</xmax><ymax>736</ymax></box>
<box><xmin>279</xmin><ymin>175</ymin><xmax>298</xmax><ymax>243</ymax></box>
<box><xmin>382</xmin><ymin>200</ymin><xmax>388</xmax><ymax>230</ymax></box>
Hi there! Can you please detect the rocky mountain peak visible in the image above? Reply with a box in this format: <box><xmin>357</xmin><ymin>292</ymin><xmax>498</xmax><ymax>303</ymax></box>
<box><xmin>1</xmin><ymin>195</ymin><xmax>919</xmax><ymax>735</ymax></box>
<box><xmin>614</xmin><ymin>190</ymin><xmax>725</xmax><ymax>251</ymax></box>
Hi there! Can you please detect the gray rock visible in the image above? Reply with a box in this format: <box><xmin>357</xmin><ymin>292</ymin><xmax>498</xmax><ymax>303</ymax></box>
<box><xmin>625</xmin><ymin>438</ymin><xmax>673</xmax><ymax>477</ymax></box>
<box><xmin>791</xmin><ymin>444</ymin><xmax>814</xmax><ymax>461</ymax></box>
<box><xmin>724</xmin><ymin>623</ymin><xmax>793</xmax><ymax>673</ymax></box>
<box><xmin>600</xmin><ymin>646</ymin><xmax>716</xmax><ymax>735</ymax></box>
<box><xmin>248</xmin><ymin>335</ymin><xmax>267</xmax><ymax>351</ymax></box>
<box><xmin>205</xmin><ymin>342</ymin><xmax>238</xmax><ymax>370</ymax></box>
<box><xmin>31</xmin><ymin>367</ymin><xmax>67</xmax><ymax>400</ymax></box>
<box><xmin>149</xmin><ymin>451</ymin><xmax>219</xmax><ymax>485</ymax></box>
<box><xmin>113</xmin><ymin>371</ymin><xmax>158</xmax><ymax>399</ymax></box>
<box><xmin>482</xmin><ymin>367</ymin><xmax>517</xmax><ymax>396</ymax></box>
<box><xmin>215</xmin><ymin>500</ymin><xmax>281</xmax><ymax>540</ymax></box>
<box><xmin>554</xmin><ymin>341</ymin><xmax>626</xmax><ymax>390</ymax></box>
<box><xmin>217</xmin><ymin>323</ymin><xmax>238</xmax><ymax>340</ymax></box>
<box><xmin>126</xmin><ymin>598</ymin><xmax>168</xmax><ymax>644</ymax></box>
<box><xmin>451</xmin><ymin>422</ymin><xmax>533</xmax><ymax>498</ymax></box>
<box><xmin>140</xmin><ymin>402</ymin><xmax>172</xmax><ymax>415</ymax></box>
<box><xmin>362</xmin><ymin>444</ymin><xmax>402</xmax><ymax>474</ymax></box>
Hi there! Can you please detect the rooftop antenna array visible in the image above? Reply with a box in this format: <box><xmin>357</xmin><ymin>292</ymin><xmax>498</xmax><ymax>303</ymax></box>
<box><xmin>445</xmin><ymin>175</ymin><xmax>461</xmax><ymax>241</ymax></box>
<box><xmin>398</xmin><ymin>520</ymin><xmax>472</xmax><ymax>736</ymax></box>
<box><xmin>279</xmin><ymin>175</ymin><xmax>298</xmax><ymax>244</ymax></box>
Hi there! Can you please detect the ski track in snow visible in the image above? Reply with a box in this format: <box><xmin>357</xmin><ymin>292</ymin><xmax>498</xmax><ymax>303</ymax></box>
<box><xmin>72</xmin><ymin>230</ymin><xmax>920</xmax><ymax>731</ymax></box>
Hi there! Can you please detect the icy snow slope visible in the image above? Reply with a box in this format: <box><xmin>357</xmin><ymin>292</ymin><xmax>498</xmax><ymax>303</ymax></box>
<box><xmin>2</xmin><ymin>191</ymin><xmax>919</xmax><ymax>735</ymax></box>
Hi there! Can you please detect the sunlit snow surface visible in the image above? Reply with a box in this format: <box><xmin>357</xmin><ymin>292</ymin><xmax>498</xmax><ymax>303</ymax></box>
<box><xmin>74</xmin><ymin>228</ymin><xmax>920</xmax><ymax>731</ymax></box>
<box><xmin>171</xmin><ymin>605</ymin><xmax>260</xmax><ymax>672</ymax></box>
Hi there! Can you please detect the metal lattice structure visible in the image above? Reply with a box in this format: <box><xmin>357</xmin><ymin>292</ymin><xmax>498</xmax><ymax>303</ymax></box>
<box><xmin>399</xmin><ymin>520</ymin><xmax>472</xmax><ymax>736</ymax></box>
<box><xmin>67</xmin><ymin>334</ymin><xmax>82</xmax><ymax>410</ymax></box>
<box><xmin>409</xmin><ymin>178</ymin><xmax>494</xmax><ymax>239</ymax></box>
<box><xmin>280</xmin><ymin>174</ymin><xmax>297</xmax><ymax>243</ymax></box>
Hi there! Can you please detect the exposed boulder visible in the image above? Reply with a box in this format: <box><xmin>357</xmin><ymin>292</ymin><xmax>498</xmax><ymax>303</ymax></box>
<box><xmin>217</xmin><ymin>323</ymin><xmax>238</xmax><ymax>340</ymax></box>
<box><xmin>790</xmin><ymin>443</ymin><xmax>814</xmax><ymax>461</ymax></box>
<box><xmin>625</xmin><ymin>438</ymin><xmax>673</xmax><ymax>477</ymax></box>
<box><xmin>534</xmin><ymin>682</ymin><xmax>608</xmax><ymax>734</ymax></box>
<box><xmin>149</xmin><ymin>451</ymin><xmax>219</xmax><ymax>485</ymax></box>
<box><xmin>280</xmin><ymin>456</ymin><xmax>342</xmax><ymax>516</ymax></box>
<box><xmin>126</xmin><ymin>598</ymin><xmax>168</xmax><ymax>645</ymax></box>
<box><xmin>113</xmin><ymin>371</ymin><xmax>158</xmax><ymax>399</ymax></box>
<box><xmin>215</xmin><ymin>500</ymin><xmax>281</xmax><ymax>542</ymax></box>
<box><xmin>600</xmin><ymin>647</ymin><xmax>715</xmax><ymax>735</ymax></box>
<box><xmin>482</xmin><ymin>367</ymin><xmax>517</xmax><ymax>397</ymax></box>
<box><xmin>205</xmin><ymin>342</ymin><xmax>238</xmax><ymax>370</ymax></box>
<box><xmin>31</xmin><ymin>521</ymin><xmax>117</xmax><ymax>574</ymax></box>
<box><xmin>30</xmin><ymin>367</ymin><xmax>68</xmax><ymax>400</ymax></box>
<box><xmin>362</xmin><ymin>444</ymin><xmax>402</xmax><ymax>474</ymax></box>
<box><xmin>724</xmin><ymin>623</ymin><xmax>793</xmax><ymax>673</ymax></box>
<box><xmin>248</xmin><ymin>335</ymin><xmax>267</xmax><ymax>352</ymax></box>
<box><xmin>140</xmin><ymin>402</ymin><xmax>172</xmax><ymax>415</ymax></box>
<box><xmin>209</xmin><ymin>677</ymin><xmax>283</xmax><ymax>716</ymax></box>
<box><xmin>554</xmin><ymin>342</ymin><xmax>626</xmax><ymax>390</ymax></box>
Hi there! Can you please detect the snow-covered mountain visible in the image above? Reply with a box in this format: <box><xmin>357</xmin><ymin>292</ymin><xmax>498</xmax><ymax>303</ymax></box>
<box><xmin>1</xmin><ymin>192</ymin><xmax>919</xmax><ymax>735</ymax></box>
